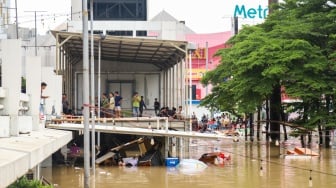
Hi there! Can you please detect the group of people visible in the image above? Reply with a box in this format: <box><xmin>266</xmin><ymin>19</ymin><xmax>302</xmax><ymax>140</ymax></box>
<box><xmin>197</xmin><ymin>113</ymin><xmax>238</xmax><ymax>132</ymax></box>
<box><xmin>157</xmin><ymin>105</ymin><xmax>185</xmax><ymax>120</ymax></box>
<box><xmin>41</xmin><ymin>81</ymin><xmax>72</xmax><ymax>117</ymax></box>
<box><xmin>100</xmin><ymin>91</ymin><xmax>148</xmax><ymax>118</ymax></box>
<box><xmin>131</xmin><ymin>92</ymin><xmax>147</xmax><ymax>117</ymax></box>
<box><xmin>100</xmin><ymin>91</ymin><xmax>123</xmax><ymax>118</ymax></box>
<box><xmin>153</xmin><ymin>98</ymin><xmax>185</xmax><ymax>120</ymax></box>
<box><xmin>57</xmin><ymin>85</ymin><xmax>184</xmax><ymax>120</ymax></box>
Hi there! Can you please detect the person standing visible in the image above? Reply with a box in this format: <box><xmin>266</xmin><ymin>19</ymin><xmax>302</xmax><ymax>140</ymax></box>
<box><xmin>62</xmin><ymin>93</ymin><xmax>70</xmax><ymax>115</ymax></box>
<box><xmin>40</xmin><ymin>82</ymin><xmax>49</xmax><ymax>117</ymax></box>
<box><xmin>139</xmin><ymin>96</ymin><xmax>147</xmax><ymax>117</ymax></box>
<box><xmin>132</xmin><ymin>92</ymin><xmax>141</xmax><ymax>117</ymax></box>
<box><xmin>101</xmin><ymin>93</ymin><xmax>109</xmax><ymax>117</ymax></box>
<box><xmin>154</xmin><ymin>98</ymin><xmax>160</xmax><ymax>116</ymax></box>
<box><xmin>114</xmin><ymin>91</ymin><xmax>123</xmax><ymax>118</ymax></box>
<box><xmin>108</xmin><ymin>92</ymin><xmax>115</xmax><ymax>118</ymax></box>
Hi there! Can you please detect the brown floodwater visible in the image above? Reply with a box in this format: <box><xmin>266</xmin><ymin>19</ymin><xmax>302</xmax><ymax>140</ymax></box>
<box><xmin>41</xmin><ymin>138</ymin><xmax>336</xmax><ymax>188</ymax></box>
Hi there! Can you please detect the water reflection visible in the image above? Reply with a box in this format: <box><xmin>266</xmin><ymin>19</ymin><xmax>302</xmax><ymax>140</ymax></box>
<box><xmin>42</xmin><ymin>139</ymin><xmax>336</xmax><ymax>188</ymax></box>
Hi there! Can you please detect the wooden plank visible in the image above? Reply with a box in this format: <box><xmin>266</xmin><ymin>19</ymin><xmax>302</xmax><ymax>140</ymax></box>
<box><xmin>294</xmin><ymin>147</ymin><xmax>319</xmax><ymax>156</ymax></box>
<box><xmin>110</xmin><ymin>138</ymin><xmax>144</xmax><ymax>152</ymax></box>
<box><xmin>95</xmin><ymin>152</ymin><xmax>115</xmax><ymax>164</ymax></box>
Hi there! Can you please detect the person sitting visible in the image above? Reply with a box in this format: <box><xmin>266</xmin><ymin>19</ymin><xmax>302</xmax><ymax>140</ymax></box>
<box><xmin>158</xmin><ymin>107</ymin><xmax>169</xmax><ymax>117</ymax></box>
<box><xmin>176</xmin><ymin>106</ymin><xmax>185</xmax><ymax>120</ymax></box>
<box><xmin>168</xmin><ymin>107</ymin><xmax>177</xmax><ymax>119</ymax></box>
<box><xmin>207</xmin><ymin>118</ymin><xmax>218</xmax><ymax>131</ymax></box>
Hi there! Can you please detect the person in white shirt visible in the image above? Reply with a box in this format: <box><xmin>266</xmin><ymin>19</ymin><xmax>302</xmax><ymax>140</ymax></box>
<box><xmin>176</xmin><ymin>105</ymin><xmax>185</xmax><ymax>120</ymax></box>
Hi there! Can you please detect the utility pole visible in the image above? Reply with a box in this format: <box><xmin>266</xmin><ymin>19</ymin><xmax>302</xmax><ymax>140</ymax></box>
<box><xmin>82</xmin><ymin>0</ymin><xmax>90</xmax><ymax>187</ymax></box>
<box><xmin>89</xmin><ymin>0</ymin><xmax>96</xmax><ymax>175</ymax></box>
<box><xmin>24</xmin><ymin>10</ymin><xmax>46</xmax><ymax>56</ymax></box>
<box><xmin>233</xmin><ymin>16</ymin><xmax>238</xmax><ymax>35</ymax></box>
<box><xmin>15</xmin><ymin>0</ymin><xmax>18</xmax><ymax>39</ymax></box>
<box><xmin>0</xmin><ymin>3</ymin><xmax>18</xmax><ymax>39</ymax></box>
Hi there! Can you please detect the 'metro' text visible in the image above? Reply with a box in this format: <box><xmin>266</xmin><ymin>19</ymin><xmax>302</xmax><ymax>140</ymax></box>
<box><xmin>234</xmin><ymin>5</ymin><xmax>268</xmax><ymax>19</ymax></box>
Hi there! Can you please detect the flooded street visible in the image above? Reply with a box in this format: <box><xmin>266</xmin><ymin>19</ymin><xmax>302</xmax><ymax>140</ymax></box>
<box><xmin>41</xmin><ymin>138</ymin><xmax>336</xmax><ymax>188</ymax></box>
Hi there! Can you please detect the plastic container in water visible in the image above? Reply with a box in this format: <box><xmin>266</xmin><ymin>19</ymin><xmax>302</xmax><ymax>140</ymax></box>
<box><xmin>165</xmin><ymin>157</ymin><xmax>179</xmax><ymax>167</ymax></box>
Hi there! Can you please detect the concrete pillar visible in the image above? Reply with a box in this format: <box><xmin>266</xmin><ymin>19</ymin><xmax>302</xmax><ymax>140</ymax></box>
<box><xmin>171</xmin><ymin>137</ymin><xmax>177</xmax><ymax>157</ymax></box>
<box><xmin>0</xmin><ymin>87</ymin><xmax>10</xmax><ymax>137</ymax></box>
<box><xmin>172</xmin><ymin>65</ymin><xmax>176</xmax><ymax>107</ymax></box>
<box><xmin>160</xmin><ymin>71</ymin><xmax>165</xmax><ymax>106</ymax></box>
<box><xmin>26</xmin><ymin>56</ymin><xmax>42</xmax><ymax>130</ymax></box>
<box><xmin>165</xmin><ymin>136</ymin><xmax>169</xmax><ymax>158</ymax></box>
<box><xmin>182</xmin><ymin>59</ymin><xmax>186</xmax><ymax>108</ymax></box>
<box><xmin>178</xmin><ymin>137</ymin><xmax>184</xmax><ymax>158</ymax></box>
<box><xmin>167</xmin><ymin>68</ymin><xmax>171</xmax><ymax>107</ymax></box>
<box><xmin>1</xmin><ymin>39</ymin><xmax>22</xmax><ymax>136</ymax></box>
<box><xmin>42</xmin><ymin>67</ymin><xmax>63</xmax><ymax>117</ymax></box>
<box><xmin>176</xmin><ymin>63</ymin><xmax>181</xmax><ymax>107</ymax></box>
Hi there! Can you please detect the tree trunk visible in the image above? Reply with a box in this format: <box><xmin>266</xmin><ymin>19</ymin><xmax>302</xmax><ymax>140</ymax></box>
<box><xmin>325</xmin><ymin>96</ymin><xmax>331</xmax><ymax>148</ymax></box>
<box><xmin>250</xmin><ymin>113</ymin><xmax>254</xmax><ymax>142</ymax></box>
<box><xmin>308</xmin><ymin>132</ymin><xmax>312</xmax><ymax>145</ymax></box>
<box><xmin>280</xmin><ymin>105</ymin><xmax>288</xmax><ymax>140</ymax></box>
<box><xmin>325</xmin><ymin>129</ymin><xmax>331</xmax><ymax>148</ymax></box>
<box><xmin>270</xmin><ymin>84</ymin><xmax>282</xmax><ymax>143</ymax></box>
<box><xmin>318</xmin><ymin>123</ymin><xmax>323</xmax><ymax>145</ymax></box>
<box><xmin>245</xmin><ymin>114</ymin><xmax>248</xmax><ymax>141</ymax></box>
<box><xmin>266</xmin><ymin>99</ymin><xmax>270</xmax><ymax>141</ymax></box>
<box><xmin>257</xmin><ymin>106</ymin><xmax>261</xmax><ymax>141</ymax></box>
<box><xmin>300</xmin><ymin>135</ymin><xmax>305</xmax><ymax>148</ymax></box>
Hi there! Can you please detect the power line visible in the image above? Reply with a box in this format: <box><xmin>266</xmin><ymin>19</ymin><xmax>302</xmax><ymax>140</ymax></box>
<box><xmin>24</xmin><ymin>10</ymin><xmax>47</xmax><ymax>56</ymax></box>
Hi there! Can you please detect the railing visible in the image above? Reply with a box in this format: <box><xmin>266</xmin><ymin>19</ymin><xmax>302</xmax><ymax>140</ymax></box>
<box><xmin>49</xmin><ymin>115</ymin><xmax>187</xmax><ymax>132</ymax></box>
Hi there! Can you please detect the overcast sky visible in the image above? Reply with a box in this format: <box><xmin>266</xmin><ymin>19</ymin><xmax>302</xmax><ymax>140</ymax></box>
<box><xmin>11</xmin><ymin>0</ymin><xmax>269</xmax><ymax>34</ymax></box>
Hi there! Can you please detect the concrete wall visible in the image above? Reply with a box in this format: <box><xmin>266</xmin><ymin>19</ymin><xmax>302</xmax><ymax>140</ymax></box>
<box><xmin>69</xmin><ymin>20</ymin><xmax>187</xmax><ymax>41</ymax></box>
<box><xmin>26</xmin><ymin>56</ymin><xmax>42</xmax><ymax>129</ymax></box>
<box><xmin>0</xmin><ymin>129</ymin><xmax>73</xmax><ymax>188</ymax></box>
<box><xmin>69</xmin><ymin>0</ymin><xmax>188</xmax><ymax>40</ymax></box>
<box><xmin>1</xmin><ymin>39</ymin><xmax>22</xmax><ymax>136</ymax></box>
<box><xmin>41</xmin><ymin>67</ymin><xmax>62</xmax><ymax>117</ymax></box>
<box><xmin>74</xmin><ymin>71</ymin><xmax>160</xmax><ymax>113</ymax></box>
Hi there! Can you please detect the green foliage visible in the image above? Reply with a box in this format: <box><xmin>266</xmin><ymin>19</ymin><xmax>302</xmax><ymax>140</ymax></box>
<box><xmin>201</xmin><ymin>0</ymin><xmax>336</xmax><ymax>130</ymax></box>
<box><xmin>8</xmin><ymin>176</ymin><xmax>53</xmax><ymax>188</ymax></box>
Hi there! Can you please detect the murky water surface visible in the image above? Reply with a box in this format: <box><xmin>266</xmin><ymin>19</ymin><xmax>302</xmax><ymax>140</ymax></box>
<box><xmin>42</xmin><ymin>138</ymin><xmax>336</xmax><ymax>188</ymax></box>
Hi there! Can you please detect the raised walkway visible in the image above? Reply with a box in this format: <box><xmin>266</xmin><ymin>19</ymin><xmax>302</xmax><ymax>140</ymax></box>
<box><xmin>0</xmin><ymin>128</ymin><xmax>72</xmax><ymax>187</ymax></box>
<box><xmin>47</xmin><ymin>116</ymin><xmax>233</xmax><ymax>140</ymax></box>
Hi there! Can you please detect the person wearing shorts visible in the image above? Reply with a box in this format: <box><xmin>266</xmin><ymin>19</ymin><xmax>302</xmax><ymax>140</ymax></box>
<box><xmin>114</xmin><ymin>91</ymin><xmax>123</xmax><ymax>118</ymax></box>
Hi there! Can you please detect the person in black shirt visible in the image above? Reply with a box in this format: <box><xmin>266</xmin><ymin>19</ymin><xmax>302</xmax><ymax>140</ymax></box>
<box><xmin>154</xmin><ymin>98</ymin><xmax>160</xmax><ymax>116</ymax></box>
<box><xmin>139</xmin><ymin>96</ymin><xmax>147</xmax><ymax>117</ymax></box>
<box><xmin>62</xmin><ymin>93</ymin><xmax>70</xmax><ymax>114</ymax></box>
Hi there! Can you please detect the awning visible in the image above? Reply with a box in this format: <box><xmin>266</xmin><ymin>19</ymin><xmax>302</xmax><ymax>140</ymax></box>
<box><xmin>51</xmin><ymin>31</ymin><xmax>188</xmax><ymax>70</ymax></box>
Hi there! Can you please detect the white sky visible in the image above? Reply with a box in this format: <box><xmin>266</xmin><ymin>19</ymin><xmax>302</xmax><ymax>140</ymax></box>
<box><xmin>10</xmin><ymin>0</ymin><xmax>268</xmax><ymax>34</ymax></box>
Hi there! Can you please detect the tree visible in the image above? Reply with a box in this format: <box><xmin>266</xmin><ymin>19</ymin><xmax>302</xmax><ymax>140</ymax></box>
<box><xmin>201</xmin><ymin>0</ymin><xmax>336</xmax><ymax>146</ymax></box>
<box><xmin>8</xmin><ymin>176</ymin><xmax>53</xmax><ymax>188</ymax></box>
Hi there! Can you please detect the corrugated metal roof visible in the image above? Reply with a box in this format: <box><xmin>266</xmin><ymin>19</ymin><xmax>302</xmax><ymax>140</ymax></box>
<box><xmin>51</xmin><ymin>30</ymin><xmax>188</xmax><ymax>70</ymax></box>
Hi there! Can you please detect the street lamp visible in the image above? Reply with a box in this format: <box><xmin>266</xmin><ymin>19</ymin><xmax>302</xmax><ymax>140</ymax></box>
<box><xmin>97</xmin><ymin>33</ymin><xmax>105</xmax><ymax>149</ymax></box>
<box><xmin>187</xmin><ymin>42</ymin><xmax>196</xmax><ymax>132</ymax></box>
<box><xmin>97</xmin><ymin>33</ymin><xmax>105</xmax><ymax>121</ymax></box>
<box><xmin>89</xmin><ymin>0</ymin><xmax>95</xmax><ymax>174</ymax></box>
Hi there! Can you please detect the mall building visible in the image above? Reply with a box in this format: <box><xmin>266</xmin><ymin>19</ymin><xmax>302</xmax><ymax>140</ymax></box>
<box><xmin>60</xmin><ymin>0</ymin><xmax>235</xmax><ymax>118</ymax></box>
<box><xmin>1</xmin><ymin>0</ymin><xmax>270</xmax><ymax>118</ymax></box>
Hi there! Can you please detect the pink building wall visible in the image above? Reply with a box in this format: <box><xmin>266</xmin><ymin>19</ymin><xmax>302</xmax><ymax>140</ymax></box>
<box><xmin>186</xmin><ymin>31</ymin><xmax>233</xmax><ymax>100</ymax></box>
